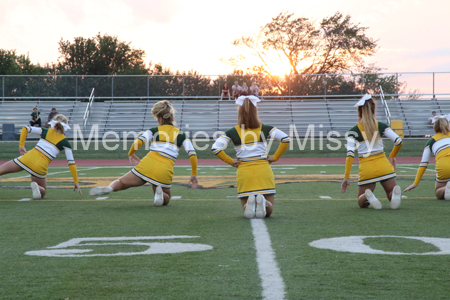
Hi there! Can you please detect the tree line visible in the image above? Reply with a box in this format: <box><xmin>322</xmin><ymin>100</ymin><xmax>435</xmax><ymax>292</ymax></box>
<box><xmin>0</xmin><ymin>12</ymin><xmax>404</xmax><ymax>98</ymax></box>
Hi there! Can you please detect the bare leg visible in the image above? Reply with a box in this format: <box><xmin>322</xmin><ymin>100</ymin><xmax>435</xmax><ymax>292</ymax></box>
<box><xmin>380</xmin><ymin>178</ymin><xmax>398</xmax><ymax>201</ymax></box>
<box><xmin>241</xmin><ymin>194</ymin><xmax>275</xmax><ymax>217</ymax></box>
<box><xmin>357</xmin><ymin>183</ymin><xmax>376</xmax><ymax>208</ymax></box>
<box><xmin>151</xmin><ymin>185</ymin><xmax>171</xmax><ymax>205</ymax></box>
<box><xmin>0</xmin><ymin>160</ymin><xmax>23</xmax><ymax>177</ymax></box>
<box><xmin>31</xmin><ymin>176</ymin><xmax>47</xmax><ymax>198</ymax></box>
<box><xmin>264</xmin><ymin>194</ymin><xmax>275</xmax><ymax>218</ymax></box>
<box><xmin>240</xmin><ymin>197</ymin><xmax>249</xmax><ymax>210</ymax></box>
<box><xmin>435</xmin><ymin>181</ymin><xmax>447</xmax><ymax>199</ymax></box>
<box><xmin>109</xmin><ymin>171</ymin><xmax>146</xmax><ymax>191</ymax></box>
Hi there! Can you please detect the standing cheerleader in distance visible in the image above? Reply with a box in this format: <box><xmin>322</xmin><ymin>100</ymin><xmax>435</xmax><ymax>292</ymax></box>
<box><xmin>0</xmin><ymin>114</ymin><xmax>82</xmax><ymax>198</ymax></box>
<box><xmin>340</xmin><ymin>94</ymin><xmax>403</xmax><ymax>209</ymax></box>
<box><xmin>211</xmin><ymin>95</ymin><xmax>290</xmax><ymax>219</ymax></box>
<box><xmin>404</xmin><ymin>117</ymin><xmax>450</xmax><ymax>199</ymax></box>
<box><xmin>89</xmin><ymin>100</ymin><xmax>198</xmax><ymax>206</ymax></box>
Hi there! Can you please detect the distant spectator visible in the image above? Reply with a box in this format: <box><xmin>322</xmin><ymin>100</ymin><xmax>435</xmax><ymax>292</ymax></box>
<box><xmin>45</xmin><ymin>108</ymin><xmax>58</xmax><ymax>128</ymax></box>
<box><xmin>428</xmin><ymin>111</ymin><xmax>438</xmax><ymax>124</ymax></box>
<box><xmin>220</xmin><ymin>82</ymin><xmax>231</xmax><ymax>101</ymax></box>
<box><xmin>30</xmin><ymin>106</ymin><xmax>41</xmax><ymax>127</ymax></box>
<box><xmin>241</xmin><ymin>82</ymin><xmax>249</xmax><ymax>95</ymax></box>
<box><xmin>232</xmin><ymin>81</ymin><xmax>242</xmax><ymax>99</ymax></box>
<box><xmin>250</xmin><ymin>82</ymin><xmax>259</xmax><ymax>96</ymax></box>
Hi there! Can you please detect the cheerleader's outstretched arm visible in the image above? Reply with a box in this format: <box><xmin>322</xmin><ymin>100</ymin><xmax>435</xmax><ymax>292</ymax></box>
<box><xmin>404</xmin><ymin>146</ymin><xmax>431</xmax><ymax>192</ymax></box>
<box><xmin>183</xmin><ymin>139</ymin><xmax>198</xmax><ymax>189</ymax></box>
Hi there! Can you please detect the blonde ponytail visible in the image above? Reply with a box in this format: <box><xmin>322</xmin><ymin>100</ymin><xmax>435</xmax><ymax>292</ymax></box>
<box><xmin>52</xmin><ymin>114</ymin><xmax>69</xmax><ymax>134</ymax></box>
<box><xmin>357</xmin><ymin>98</ymin><xmax>379</xmax><ymax>142</ymax></box>
<box><xmin>434</xmin><ymin>118</ymin><xmax>450</xmax><ymax>135</ymax></box>
<box><xmin>152</xmin><ymin>100</ymin><xmax>176</xmax><ymax>124</ymax></box>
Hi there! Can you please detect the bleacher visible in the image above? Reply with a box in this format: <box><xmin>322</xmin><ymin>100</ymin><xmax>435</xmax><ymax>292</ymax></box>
<box><xmin>1</xmin><ymin>98</ymin><xmax>448</xmax><ymax>140</ymax></box>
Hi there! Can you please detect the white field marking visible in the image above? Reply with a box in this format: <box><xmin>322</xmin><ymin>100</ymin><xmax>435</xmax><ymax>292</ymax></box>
<box><xmin>171</xmin><ymin>196</ymin><xmax>182</xmax><ymax>199</ymax></box>
<box><xmin>398</xmin><ymin>166</ymin><xmax>436</xmax><ymax>173</ymax></box>
<box><xmin>8</xmin><ymin>167</ymin><xmax>103</xmax><ymax>179</ymax></box>
<box><xmin>280</xmin><ymin>172</ymin><xmax>286</xmax><ymax>174</ymax></box>
<box><xmin>25</xmin><ymin>236</ymin><xmax>213</xmax><ymax>257</ymax></box>
<box><xmin>96</xmin><ymin>197</ymin><xmax>109</xmax><ymax>200</ymax></box>
<box><xmin>309</xmin><ymin>236</ymin><xmax>450</xmax><ymax>255</ymax></box>
<box><xmin>226</xmin><ymin>195</ymin><xmax>238</xmax><ymax>198</ymax></box>
<box><xmin>18</xmin><ymin>198</ymin><xmax>32</xmax><ymax>202</ymax></box>
<box><xmin>320</xmin><ymin>171</ymin><xmax>326</xmax><ymax>174</ymax></box>
<box><xmin>402</xmin><ymin>195</ymin><xmax>408</xmax><ymax>199</ymax></box>
<box><xmin>79</xmin><ymin>173</ymin><xmax>86</xmax><ymax>175</ymax></box>
<box><xmin>215</xmin><ymin>168</ymin><xmax>229</xmax><ymax>170</ymax></box>
<box><xmin>400</xmin><ymin>171</ymin><xmax>407</xmax><ymax>172</ymax></box>
<box><xmin>319</xmin><ymin>196</ymin><xmax>332</xmax><ymax>199</ymax></box>
<box><xmin>251</xmin><ymin>219</ymin><xmax>286</xmax><ymax>300</ymax></box>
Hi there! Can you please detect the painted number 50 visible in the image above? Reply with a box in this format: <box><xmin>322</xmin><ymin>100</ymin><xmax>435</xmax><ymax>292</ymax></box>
<box><xmin>25</xmin><ymin>236</ymin><xmax>213</xmax><ymax>257</ymax></box>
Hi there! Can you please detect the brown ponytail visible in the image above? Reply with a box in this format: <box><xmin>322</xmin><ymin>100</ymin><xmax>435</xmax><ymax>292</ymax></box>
<box><xmin>357</xmin><ymin>98</ymin><xmax>379</xmax><ymax>142</ymax></box>
<box><xmin>434</xmin><ymin>118</ymin><xmax>450</xmax><ymax>135</ymax></box>
<box><xmin>237</xmin><ymin>98</ymin><xmax>261</xmax><ymax>129</ymax></box>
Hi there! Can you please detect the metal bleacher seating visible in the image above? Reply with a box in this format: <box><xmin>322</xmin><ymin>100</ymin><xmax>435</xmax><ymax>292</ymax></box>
<box><xmin>1</xmin><ymin>98</ymin><xmax>449</xmax><ymax>141</ymax></box>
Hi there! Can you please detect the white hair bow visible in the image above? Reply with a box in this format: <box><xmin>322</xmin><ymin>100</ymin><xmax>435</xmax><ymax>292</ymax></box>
<box><xmin>354</xmin><ymin>94</ymin><xmax>372</xmax><ymax>107</ymax></box>
<box><xmin>236</xmin><ymin>95</ymin><xmax>261</xmax><ymax>107</ymax></box>
<box><xmin>49</xmin><ymin>120</ymin><xmax>71</xmax><ymax>131</ymax></box>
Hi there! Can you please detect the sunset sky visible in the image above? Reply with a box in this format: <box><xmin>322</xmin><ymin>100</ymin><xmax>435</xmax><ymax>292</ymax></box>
<box><xmin>1</xmin><ymin>0</ymin><xmax>449</xmax><ymax>93</ymax></box>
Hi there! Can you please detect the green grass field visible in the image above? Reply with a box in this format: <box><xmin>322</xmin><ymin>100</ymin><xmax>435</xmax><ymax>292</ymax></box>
<box><xmin>1</xmin><ymin>163</ymin><xmax>449</xmax><ymax>299</ymax></box>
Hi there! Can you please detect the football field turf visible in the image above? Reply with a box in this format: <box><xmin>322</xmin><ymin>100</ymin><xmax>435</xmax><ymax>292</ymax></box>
<box><xmin>1</xmin><ymin>164</ymin><xmax>449</xmax><ymax>299</ymax></box>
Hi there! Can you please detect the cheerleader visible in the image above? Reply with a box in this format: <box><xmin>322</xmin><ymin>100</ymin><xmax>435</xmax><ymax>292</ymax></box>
<box><xmin>404</xmin><ymin>117</ymin><xmax>450</xmax><ymax>199</ymax></box>
<box><xmin>0</xmin><ymin>114</ymin><xmax>81</xmax><ymax>198</ymax></box>
<box><xmin>340</xmin><ymin>94</ymin><xmax>403</xmax><ymax>209</ymax></box>
<box><xmin>211</xmin><ymin>95</ymin><xmax>290</xmax><ymax>219</ymax></box>
<box><xmin>89</xmin><ymin>100</ymin><xmax>198</xmax><ymax>206</ymax></box>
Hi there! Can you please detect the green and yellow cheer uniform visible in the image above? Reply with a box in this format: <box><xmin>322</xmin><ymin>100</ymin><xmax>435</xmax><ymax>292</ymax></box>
<box><xmin>14</xmin><ymin>125</ymin><xmax>79</xmax><ymax>183</ymax></box>
<box><xmin>211</xmin><ymin>124</ymin><xmax>290</xmax><ymax>198</ymax></box>
<box><xmin>128</xmin><ymin>122</ymin><xmax>197</xmax><ymax>188</ymax></box>
<box><xmin>412</xmin><ymin>132</ymin><xmax>450</xmax><ymax>185</ymax></box>
<box><xmin>345</xmin><ymin>121</ymin><xmax>402</xmax><ymax>186</ymax></box>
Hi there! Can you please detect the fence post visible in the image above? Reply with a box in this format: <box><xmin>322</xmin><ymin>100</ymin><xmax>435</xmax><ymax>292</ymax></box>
<box><xmin>396</xmin><ymin>73</ymin><xmax>399</xmax><ymax>97</ymax></box>
<box><xmin>433</xmin><ymin>72</ymin><xmax>435</xmax><ymax>99</ymax></box>
<box><xmin>289</xmin><ymin>75</ymin><xmax>291</xmax><ymax>100</ymax></box>
<box><xmin>360</xmin><ymin>74</ymin><xmax>364</xmax><ymax>94</ymax></box>
<box><xmin>182</xmin><ymin>75</ymin><xmax>185</xmax><ymax>100</ymax></box>
<box><xmin>38</xmin><ymin>75</ymin><xmax>41</xmax><ymax>104</ymax></box>
<box><xmin>324</xmin><ymin>75</ymin><xmax>327</xmax><ymax>99</ymax></box>
<box><xmin>75</xmin><ymin>75</ymin><xmax>78</xmax><ymax>102</ymax></box>
<box><xmin>147</xmin><ymin>75</ymin><xmax>150</xmax><ymax>102</ymax></box>
<box><xmin>2</xmin><ymin>75</ymin><xmax>4</xmax><ymax>104</ymax></box>
<box><xmin>111</xmin><ymin>75</ymin><xmax>114</xmax><ymax>103</ymax></box>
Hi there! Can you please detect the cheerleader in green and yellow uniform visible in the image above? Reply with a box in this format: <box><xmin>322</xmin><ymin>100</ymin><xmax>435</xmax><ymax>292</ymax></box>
<box><xmin>211</xmin><ymin>95</ymin><xmax>290</xmax><ymax>219</ymax></box>
<box><xmin>404</xmin><ymin>117</ymin><xmax>450</xmax><ymax>199</ymax></box>
<box><xmin>341</xmin><ymin>94</ymin><xmax>403</xmax><ymax>209</ymax></box>
<box><xmin>0</xmin><ymin>114</ymin><xmax>81</xmax><ymax>199</ymax></box>
<box><xmin>89</xmin><ymin>100</ymin><xmax>198</xmax><ymax>206</ymax></box>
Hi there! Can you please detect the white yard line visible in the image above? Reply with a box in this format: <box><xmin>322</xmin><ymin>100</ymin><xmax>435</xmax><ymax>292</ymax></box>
<box><xmin>8</xmin><ymin>167</ymin><xmax>103</xmax><ymax>179</ymax></box>
<box><xmin>251</xmin><ymin>219</ymin><xmax>286</xmax><ymax>300</ymax></box>
<box><xmin>397</xmin><ymin>166</ymin><xmax>436</xmax><ymax>173</ymax></box>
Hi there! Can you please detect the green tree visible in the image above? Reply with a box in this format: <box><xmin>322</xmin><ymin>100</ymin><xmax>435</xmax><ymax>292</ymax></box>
<box><xmin>0</xmin><ymin>49</ymin><xmax>53</xmax><ymax>98</ymax></box>
<box><xmin>225</xmin><ymin>11</ymin><xmax>380</xmax><ymax>95</ymax></box>
<box><xmin>0</xmin><ymin>49</ymin><xmax>49</xmax><ymax>75</ymax></box>
<box><xmin>57</xmin><ymin>33</ymin><xmax>148</xmax><ymax>75</ymax></box>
